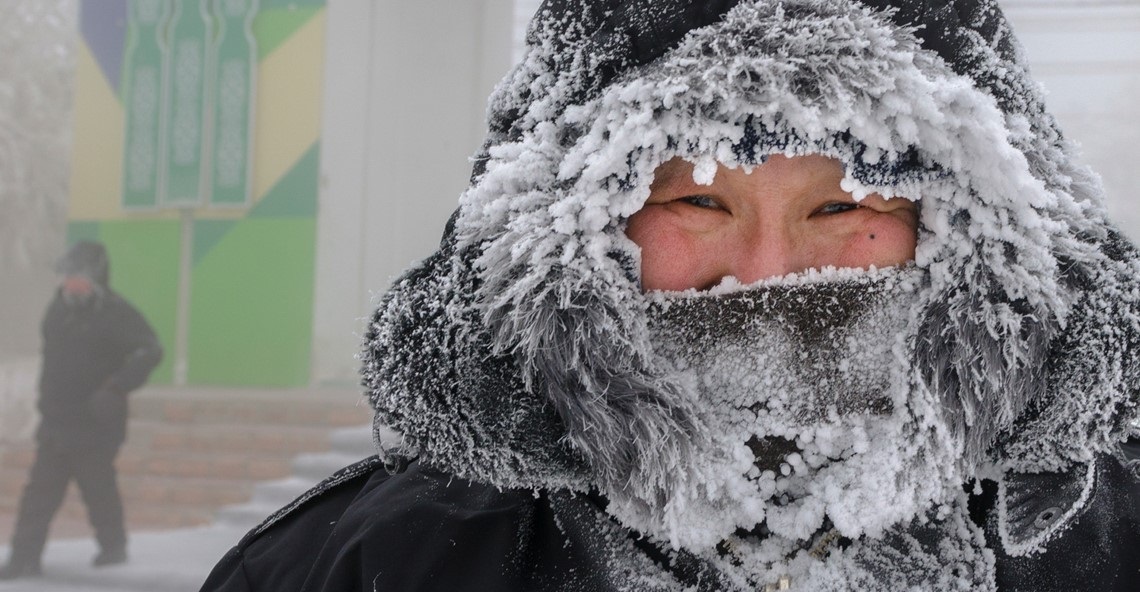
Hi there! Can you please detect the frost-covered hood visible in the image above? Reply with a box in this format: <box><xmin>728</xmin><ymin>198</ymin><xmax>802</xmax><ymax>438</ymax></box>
<box><xmin>363</xmin><ymin>0</ymin><xmax>1140</xmax><ymax>563</ymax></box>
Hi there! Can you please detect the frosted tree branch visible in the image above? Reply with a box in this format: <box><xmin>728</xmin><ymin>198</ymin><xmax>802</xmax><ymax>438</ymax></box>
<box><xmin>0</xmin><ymin>0</ymin><xmax>78</xmax><ymax>271</ymax></box>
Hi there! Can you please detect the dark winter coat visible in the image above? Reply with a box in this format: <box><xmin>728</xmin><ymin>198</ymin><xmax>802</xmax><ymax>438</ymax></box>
<box><xmin>37</xmin><ymin>286</ymin><xmax>163</xmax><ymax>450</ymax></box>
<box><xmin>201</xmin><ymin>450</ymin><xmax>1140</xmax><ymax>591</ymax></box>
<box><xmin>204</xmin><ymin>0</ymin><xmax>1140</xmax><ymax>589</ymax></box>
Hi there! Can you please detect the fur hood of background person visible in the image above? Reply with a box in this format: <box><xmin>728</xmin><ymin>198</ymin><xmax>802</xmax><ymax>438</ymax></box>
<box><xmin>363</xmin><ymin>0</ymin><xmax>1140</xmax><ymax>587</ymax></box>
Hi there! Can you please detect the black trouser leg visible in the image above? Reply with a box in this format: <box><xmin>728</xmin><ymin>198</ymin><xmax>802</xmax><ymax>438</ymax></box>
<box><xmin>7</xmin><ymin>442</ymin><xmax>71</xmax><ymax>566</ymax></box>
<box><xmin>73</xmin><ymin>446</ymin><xmax>125</xmax><ymax>554</ymax></box>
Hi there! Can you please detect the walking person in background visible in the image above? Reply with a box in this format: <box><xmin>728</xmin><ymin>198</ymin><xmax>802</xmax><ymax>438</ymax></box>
<box><xmin>0</xmin><ymin>241</ymin><xmax>163</xmax><ymax>580</ymax></box>
<box><xmin>202</xmin><ymin>0</ymin><xmax>1140</xmax><ymax>589</ymax></box>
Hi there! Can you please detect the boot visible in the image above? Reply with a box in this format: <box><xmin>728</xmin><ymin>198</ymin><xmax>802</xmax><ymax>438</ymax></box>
<box><xmin>92</xmin><ymin>546</ymin><xmax>127</xmax><ymax>567</ymax></box>
<box><xmin>0</xmin><ymin>558</ymin><xmax>42</xmax><ymax>580</ymax></box>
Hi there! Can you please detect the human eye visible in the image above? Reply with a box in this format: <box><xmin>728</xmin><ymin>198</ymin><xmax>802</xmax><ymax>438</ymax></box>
<box><xmin>680</xmin><ymin>195</ymin><xmax>721</xmax><ymax>210</ymax></box>
<box><xmin>815</xmin><ymin>201</ymin><xmax>860</xmax><ymax>215</ymax></box>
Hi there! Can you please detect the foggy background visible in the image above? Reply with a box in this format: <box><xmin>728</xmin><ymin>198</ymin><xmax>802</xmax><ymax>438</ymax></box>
<box><xmin>0</xmin><ymin>0</ymin><xmax>1136</xmax><ymax>590</ymax></box>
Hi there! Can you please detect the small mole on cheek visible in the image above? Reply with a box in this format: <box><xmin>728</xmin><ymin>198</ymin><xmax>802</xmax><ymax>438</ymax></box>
<box><xmin>869</xmin><ymin>234</ymin><xmax>876</xmax><ymax>240</ymax></box>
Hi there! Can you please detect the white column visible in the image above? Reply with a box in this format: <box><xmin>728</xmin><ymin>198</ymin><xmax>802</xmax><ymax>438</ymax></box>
<box><xmin>312</xmin><ymin>0</ymin><xmax>515</xmax><ymax>385</ymax></box>
<box><xmin>1005</xmin><ymin>1</ymin><xmax>1140</xmax><ymax>238</ymax></box>
<box><xmin>312</xmin><ymin>0</ymin><xmax>376</xmax><ymax>385</ymax></box>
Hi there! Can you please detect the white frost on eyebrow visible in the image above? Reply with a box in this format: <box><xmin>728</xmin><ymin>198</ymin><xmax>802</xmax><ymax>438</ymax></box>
<box><xmin>692</xmin><ymin>155</ymin><xmax>719</xmax><ymax>186</ymax></box>
<box><xmin>840</xmin><ymin>173</ymin><xmax>919</xmax><ymax>203</ymax></box>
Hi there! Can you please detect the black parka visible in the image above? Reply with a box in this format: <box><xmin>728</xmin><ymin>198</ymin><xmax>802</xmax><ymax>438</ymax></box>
<box><xmin>38</xmin><ymin>246</ymin><xmax>162</xmax><ymax>450</ymax></box>
<box><xmin>202</xmin><ymin>459</ymin><xmax>622</xmax><ymax>592</ymax></box>
<box><xmin>201</xmin><ymin>451</ymin><xmax>1140</xmax><ymax>591</ymax></box>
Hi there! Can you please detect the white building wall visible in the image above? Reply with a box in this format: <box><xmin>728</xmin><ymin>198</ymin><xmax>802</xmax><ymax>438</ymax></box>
<box><xmin>1004</xmin><ymin>0</ymin><xmax>1140</xmax><ymax>239</ymax></box>
<box><xmin>513</xmin><ymin>0</ymin><xmax>543</xmax><ymax>61</ymax></box>
<box><xmin>313</xmin><ymin>0</ymin><xmax>514</xmax><ymax>384</ymax></box>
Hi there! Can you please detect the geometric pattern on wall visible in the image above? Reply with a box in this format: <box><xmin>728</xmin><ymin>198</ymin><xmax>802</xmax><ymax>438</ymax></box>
<box><xmin>68</xmin><ymin>1</ymin><xmax>326</xmax><ymax>387</ymax></box>
<box><xmin>187</xmin><ymin>145</ymin><xmax>319</xmax><ymax>386</ymax></box>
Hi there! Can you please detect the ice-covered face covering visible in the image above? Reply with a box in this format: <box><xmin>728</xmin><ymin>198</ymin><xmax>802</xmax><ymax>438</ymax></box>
<box><xmin>629</xmin><ymin>265</ymin><xmax>973</xmax><ymax>587</ymax></box>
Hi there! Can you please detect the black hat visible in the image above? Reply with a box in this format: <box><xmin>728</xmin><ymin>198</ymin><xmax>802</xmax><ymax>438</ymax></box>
<box><xmin>56</xmin><ymin>240</ymin><xmax>110</xmax><ymax>286</ymax></box>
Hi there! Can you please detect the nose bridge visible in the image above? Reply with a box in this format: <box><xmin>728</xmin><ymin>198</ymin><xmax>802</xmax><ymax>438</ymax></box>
<box><xmin>729</xmin><ymin>218</ymin><xmax>797</xmax><ymax>284</ymax></box>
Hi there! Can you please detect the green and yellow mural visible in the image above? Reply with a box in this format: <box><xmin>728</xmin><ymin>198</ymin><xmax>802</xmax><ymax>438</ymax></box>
<box><xmin>69</xmin><ymin>0</ymin><xmax>326</xmax><ymax>386</ymax></box>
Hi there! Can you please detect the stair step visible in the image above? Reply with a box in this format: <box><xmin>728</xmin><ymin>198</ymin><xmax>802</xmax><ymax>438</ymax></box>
<box><xmin>0</xmin><ymin>472</ymin><xmax>252</xmax><ymax>509</ymax></box>
<box><xmin>249</xmin><ymin>476</ymin><xmax>316</xmax><ymax>508</ymax></box>
<box><xmin>116</xmin><ymin>451</ymin><xmax>296</xmax><ymax>480</ymax></box>
<box><xmin>2</xmin><ymin>448</ymin><xmax>298</xmax><ymax>481</ymax></box>
<box><xmin>129</xmin><ymin>386</ymin><xmax>372</xmax><ymax>427</ymax></box>
<box><xmin>211</xmin><ymin>451</ymin><xmax>372</xmax><ymax>530</ymax></box>
<box><xmin>0</xmin><ymin>385</ymin><xmax>373</xmax><ymax>545</ymax></box>
<box><xmin>0</xmin><ymin>495</ymin><xmax>215</xmax><ymax>533</ymax></box>
<box><xmin>127</xmin><ymin>421</ymin><xmax>333</xmax><ymax>455</ymax></box>
<box><xmin>329</xmin><ymin>425</ymin><xmax>378</xmax><ymax>457</ymax></box>
<box><xmin>215</xmin><ymin>502</ymin><xmax>283</xmax><ymax>530</ymax></box>
<box><xmin>291</xmin><ymin>451</ymin><xmax>370</xmax><ymax>482</ymax></box>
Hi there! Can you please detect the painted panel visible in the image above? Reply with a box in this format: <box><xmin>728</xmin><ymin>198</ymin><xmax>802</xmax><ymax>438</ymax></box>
<box><xmin>210</xmin><ymin>0</ymin><xmax>259</xmax><ymax>207</ymax></box>
<box><xmin>80</xmin><ymin>0</ymin><xmax>127</xmax><ymax>98</ymax></box>
<box><xmin>249</xmin><ymin>144</ymin><xmax>318</xmax><ymax>219</ymax></box>
<box><xmin>69</xmin><ymin>42</ymin><xmax>126</xmax><ymax>221</ymax></box>
<box><xmin>254</xmin><ymin>6</ymin><xmax>321</xmax><ymax>59</ymax></box>
<box><xmin>121</xmin><ymin>0</ymin><xmax>172</xmax><ymax>209</ymax></box>
<box><xmin>187</xmin><ymin>218</ymin><xmax>315</xmax><ymax>386</ymax></box>
<box><xmin>252</xmin><ymin>10</ymin><xmax>325</xmax><ymax>204</ymax></box>
<box><xmin>161</xmin><ymin>0</ymin><xmax>212</xmax><ymax>207</ymax></box>
<box><xmin>71</xmin><ymin>0</ymin><xmax>326</xmax><ymax>387</ymax></box>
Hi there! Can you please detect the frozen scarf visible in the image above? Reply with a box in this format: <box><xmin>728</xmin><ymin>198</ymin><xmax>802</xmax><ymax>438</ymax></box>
<box><xmin>639</xmin><ymin>266</ymin><xmax>989</xmax><ymax>589</ymax></box>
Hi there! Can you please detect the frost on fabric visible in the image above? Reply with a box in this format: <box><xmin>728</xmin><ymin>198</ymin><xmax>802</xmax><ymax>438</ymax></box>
<box><xmin>797</xmin><ymin>496</ymin><xmax>998</xmax><ymax>591</ymax></box>
<box><xmin>995</xmin><ymin>460</ymin><xmax>1096</xmax><ymax>557</ymax></box>
<box><xmin>623</xmin><ymin>268</ymin><xmax>963</xmax><ymax>568</ymax></box>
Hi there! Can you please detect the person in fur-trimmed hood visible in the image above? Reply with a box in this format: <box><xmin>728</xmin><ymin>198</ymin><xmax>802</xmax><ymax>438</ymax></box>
<box><xmin>200</xmin><ymin>0</ymin><xmax>1140</xmax><ymax>590</ymax></box>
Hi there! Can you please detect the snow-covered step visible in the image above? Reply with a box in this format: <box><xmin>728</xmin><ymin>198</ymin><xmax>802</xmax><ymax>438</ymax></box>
<box><xmin>327</xmin><ymin>423</ymin><xmax>403</xmax><ymax>454</ymax></box>
<box><xmin>212</xmin><ymin>453</ymin><xmax>360</xmax><ymax>529</ymax></box>
<box><xmin>291</xmin><ymin>450</ymin><xmax>369</xmax><ymax>482</ymax></box>
<box><xmin>247</xmin><ymin>476</ymin><xmax>316</xmax><ymax>509</ymax></box>
<box><xmin>210</xmin><ymin>424</ymin><xmax>396</xmax><ymax>532</ymax></box>
<box><xmin>215</xmin><ymin>502</ymin><xmax>282</xmax><ymax>530</ymax></box>
<box><xmin>328</xmin><ymin>425</ymin><xmax>376</xmax><ymax>457</ymax></box>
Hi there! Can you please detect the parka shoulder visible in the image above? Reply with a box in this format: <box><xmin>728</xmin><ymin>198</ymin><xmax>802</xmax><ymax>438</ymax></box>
<box><xmin>198</xmin><ymin>456</ymin><xmax>386</xmax><ymax>592</ymax></box>
<box><xmin>199</xmin><ymin>457</ymin><xmax>627</xmax><ymax>592</ymax></box>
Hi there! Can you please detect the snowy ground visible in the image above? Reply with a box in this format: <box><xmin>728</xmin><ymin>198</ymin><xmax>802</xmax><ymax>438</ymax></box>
<box><xmin>0</xmin><ymin>523</ymin><xmax>249</xmax><ymax>592</ymax></box>
<box><xmin>0</xmin><ymin>423</ymin><xmax>383</xmax><ymax>592</ymax></box>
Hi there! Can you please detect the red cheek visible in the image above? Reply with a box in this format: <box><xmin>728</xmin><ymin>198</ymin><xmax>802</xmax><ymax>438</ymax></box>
<box><xmin>627</xmin><ymin>211</ymin><xmax>717</xmax><ymax>291</ymax></box>
<box><xmin>837</xmin><ymin>218</ymin><xmax>916</xmax><ymax>269</ymax></box>
<box><xmin>637</xmin><ymin>234</ymin><xmax>701</xmax><ymax>291</ymax></box>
